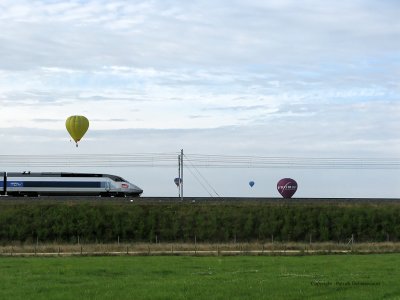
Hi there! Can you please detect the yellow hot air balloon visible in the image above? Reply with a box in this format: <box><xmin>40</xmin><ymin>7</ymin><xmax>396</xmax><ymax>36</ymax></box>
<box><xmin>65</xmin><ymin>115</ymin><xmax>89</xmax><ymax>147</ymax></box>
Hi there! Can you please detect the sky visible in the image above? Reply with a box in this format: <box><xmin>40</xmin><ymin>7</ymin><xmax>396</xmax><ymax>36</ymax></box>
<box><xmin>0</xmin><ymin>0</ymin><xmax>399</xmax><ymax>198</ymax></box>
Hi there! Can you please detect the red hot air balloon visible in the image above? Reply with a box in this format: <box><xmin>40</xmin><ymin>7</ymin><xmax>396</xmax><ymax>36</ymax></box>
<box><xmin>277</xmin><ymin>178</ymin><xmax>298</xmax><ymax>198</ymax></box>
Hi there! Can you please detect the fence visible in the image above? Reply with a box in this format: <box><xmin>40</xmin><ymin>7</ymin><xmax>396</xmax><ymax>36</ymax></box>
<box><xmin>2</xmin><ymin>241</ymin><xmax>400</xmax><ymax>257</ymax></box>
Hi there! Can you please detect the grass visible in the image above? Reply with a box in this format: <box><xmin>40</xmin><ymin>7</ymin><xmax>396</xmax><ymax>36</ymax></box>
<box><xmin>0</xmin><ymin>254</ymin><xmax>399</xmax><ymax>299</ymax></box>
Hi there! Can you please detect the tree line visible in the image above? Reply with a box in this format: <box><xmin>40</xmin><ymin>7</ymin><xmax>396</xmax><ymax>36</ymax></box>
<box><xmin>0</xmin><ymin>202</ymin><xmax>399</xmax><ymax>243</ymax></box>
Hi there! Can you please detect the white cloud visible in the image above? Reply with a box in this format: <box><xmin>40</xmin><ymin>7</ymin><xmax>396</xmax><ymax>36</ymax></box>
<box><xmin>0</xmin><ymin>0</ymin><xmax>398</xmax><ymax>197</ymax></box>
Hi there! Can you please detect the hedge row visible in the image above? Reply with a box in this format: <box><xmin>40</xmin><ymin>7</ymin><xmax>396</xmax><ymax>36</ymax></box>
<box><xmin>0</xmin><ymin>202</ymin><xmax>399</xmax><ymax>243</ymax></box>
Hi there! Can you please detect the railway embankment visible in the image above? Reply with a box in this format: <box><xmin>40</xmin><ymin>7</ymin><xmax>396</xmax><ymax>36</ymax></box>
<box><xmin>0</xmin><ymin>198</ymin><xmax>399</xmax><ymax>244</ymax></box>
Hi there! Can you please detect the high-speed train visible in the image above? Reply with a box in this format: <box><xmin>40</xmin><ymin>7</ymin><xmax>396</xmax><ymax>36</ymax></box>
<box><xmin>0</xmin><ymin>172</ymin><xmax>143</xmax><ymax>197</ymax></box>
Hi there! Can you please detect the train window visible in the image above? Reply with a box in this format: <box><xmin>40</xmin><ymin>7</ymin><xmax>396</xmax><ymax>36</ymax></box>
<box><xmin>104</xmin><ymin>174</ymin><xmax>125</xmax><ymax>182</ymax></box>
<box><xmin>61</xmin><ymin>173</ymin><xmax>102</xmax><ymax>178</ymax></box>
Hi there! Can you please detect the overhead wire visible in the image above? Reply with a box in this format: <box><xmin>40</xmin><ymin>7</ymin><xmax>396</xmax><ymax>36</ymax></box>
<box><xmin>183</xmin><ymin>164</ymin><xmax>215</xmax><ymax>197</ymax></box>
<box><xmin>183</xmin><ymin>154</ymin><xmax>220</xmax><ymax>197</ymax></box>
<box><xmin>0</xmin><ymin>153</ymin><xmax>398</xmax><ymax>169</ymax></box>
<box><xmin>1</xmin><ymin>152</ymin><xmax>396</xmax><ymax>197</ymax></box>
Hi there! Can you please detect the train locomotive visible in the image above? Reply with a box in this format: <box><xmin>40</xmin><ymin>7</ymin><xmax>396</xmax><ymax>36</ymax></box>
<box><xmin>0</xmin><ymin>172</ymin><xmax>143</xmax><ymax>197</ymax></box>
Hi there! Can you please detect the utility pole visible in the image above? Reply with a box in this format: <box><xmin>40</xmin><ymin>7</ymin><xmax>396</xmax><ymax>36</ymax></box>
<box><xmin>178</xmin><ymin>154</ymin><xmax>181</xmax><ymax>198</ymax></box>
<box><xmin>180</xmin><ymin>149</ymin><xmax>184</xmax><ymax>200</ymax></box>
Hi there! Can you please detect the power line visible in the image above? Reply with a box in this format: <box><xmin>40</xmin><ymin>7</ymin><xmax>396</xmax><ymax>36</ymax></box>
<box><xmin>184</xmin><ymin>154</ymin><xmax>220</xmax><ymax>197</ymax></box>
<box><xmin>0</xmin><ymin>153</ymin><xmax>398</xmax><ymax>169</ymax></box>
<box><xmin>184</xmin><ymin>165</ymin><xmax>214</xmax><ymax>197</ymax></box>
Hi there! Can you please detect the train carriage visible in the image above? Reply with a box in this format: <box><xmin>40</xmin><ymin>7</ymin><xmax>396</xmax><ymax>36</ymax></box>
<box><xmin>0</xmin><ymin>172</ymin><xmax>143</xmax><ymax>197</ymax></box>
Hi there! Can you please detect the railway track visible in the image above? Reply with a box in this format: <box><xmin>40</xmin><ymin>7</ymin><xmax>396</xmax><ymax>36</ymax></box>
<box><xmin>0</xmin><ymin>196</ymin><xmax>399</xmax><ymax>204</ymax></box>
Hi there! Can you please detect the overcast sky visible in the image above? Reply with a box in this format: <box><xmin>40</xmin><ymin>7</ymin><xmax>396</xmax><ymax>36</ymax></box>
<box><xmin>0</xmin><ymin>0</ymin><xmax>399</xmax><ymax>198</ymax></box>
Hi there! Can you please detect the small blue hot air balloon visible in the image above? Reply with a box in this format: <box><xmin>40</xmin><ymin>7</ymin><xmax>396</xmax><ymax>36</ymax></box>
<box><xmin>249</xmin><ymin>181</ymin><xmax>255</xmax><ymax>188</ymax></box>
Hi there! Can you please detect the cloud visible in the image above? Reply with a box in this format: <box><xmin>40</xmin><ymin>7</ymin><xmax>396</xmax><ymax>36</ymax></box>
<box><xmin>0</xmin><ymin>0</ymin><xmax>399</xmax><ymax>71</ymax></box>
<box><xmin>204</xmin><ymin>105</ymin><xmax>268</xmax><ymax>112</ymax></box>
<box><xmin>0</xmin><ymin>1</ymin><xmax>398</xmax><ymax>196</ymax></box>
<box><xmin>32</xmin><ymin>118</ymin><xmax>61</xmax><ymax>123</ymax></box>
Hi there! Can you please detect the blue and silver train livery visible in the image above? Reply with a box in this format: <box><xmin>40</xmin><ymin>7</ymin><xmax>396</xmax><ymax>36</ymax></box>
<box><xmin>0</xmin><ymin>172</ymin><xmax>143</xmax><ymax>197</ymax></box>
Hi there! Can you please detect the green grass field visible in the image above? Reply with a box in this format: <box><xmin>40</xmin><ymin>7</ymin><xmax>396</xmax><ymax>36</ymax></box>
<box><xmin>0</xmin><ymin>254</ymin><xmax>399</xmax><ymax>300</ymax></box>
